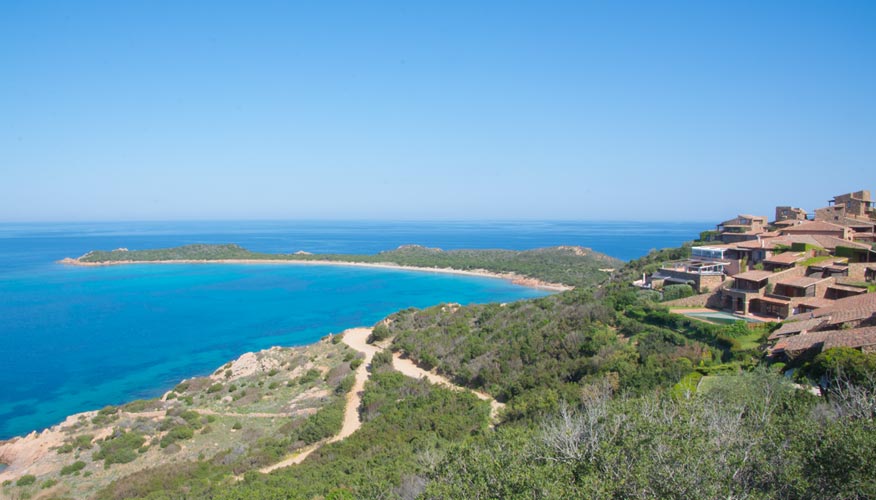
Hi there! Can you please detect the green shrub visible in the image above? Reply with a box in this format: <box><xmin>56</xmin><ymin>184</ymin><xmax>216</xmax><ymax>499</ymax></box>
<box><xmin>350</xmin><ymin>358</ymin><xmax>363</xmax><ymax>370</ymax></box>
<box><xmin>74</xmin><ymin>434</ymin><xmax>94</xmax><ymax>450</ymax></box>
<box><xmin>371</xmin><ymin>350</ymin><xmax>394</xmax><ymax>370</ymax></box>
<box><xmin>335</xmin><ymin>374</ymin><xmax>356</xmax><ymax>395</ymax></box>
<box><xmin>94</xmin><ymin>430</ymin><xmax>146</xmax><ymax>467</ymax></box>
<box><xmin>232</xmin><ymin>422</ymin><xmax>242</xmax><ymax>430</ymax></box>
<box><xmin>368</xmin><ymin>324</ymin><xmax>391</xmax><ymax>343</ymax></box>
<box><xmin>16</xmin><ymin>474</ymin><xmax>36</xmax><ymax>486</ymax></box>
<box><xmin>160</xmin><ymin>426</ymin><xmax>194</xmax><ymax>448</ymax></box>
<box><xmin>91</xmin><ymin>406</ymin><xmax>121</xmax><ymax>425</ymax></box>
<box><xmin>207</xmin><ymin>383</ymin><xmax>223</xmax><ymax>393</ymax></box>
<box><xmin>122</xmin><ymin>399</ymin><xmax>161</xmax><ymax>413</ymax></box>
<box><xmin>662</xmin><ymin>284</ymin><xmax>695</xmax><ymax>301</ymax></box>
<box><xmin>296</xmin><ymin>397</ymin><xmax>344</xmax><ymax>444</ymax></box>
<box><xmin>178</xmin><ymin>410</ymin><xmax>203</xmax><ymax>429</ymax></box>
<box><xmin>299</xmin><ymin>369</ymin><xmax>321</xmax><ymax>384</ymax></box>
<box><xmin>61</xmin><ymin>460</ymin><xmax>87</xmax><ymax>475</ymax></box>
<box><xmin>41</xmin><ymin>478</ymin><xmax>58</xmax><ymax>489</ymax></box>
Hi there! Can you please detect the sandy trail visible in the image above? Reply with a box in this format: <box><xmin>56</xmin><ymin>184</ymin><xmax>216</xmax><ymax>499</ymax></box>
<box><xmin>330</xmin><ymin>328</ymin><xmax>381</xmax><ymax>441</ymax></box>
<box><xmin>391</xmin><ymin>353</ymin><xmax>505</xmax><ymax>421</ymax></box>
<box><xmin>259</xmin><ymin>327</ymin><xmax>378</xmax><ymax>473</ymax></box>
<box><xmin>261</xmin><ymin>327</ymin><xmax>505</xmax><ymax>474</ymax></box>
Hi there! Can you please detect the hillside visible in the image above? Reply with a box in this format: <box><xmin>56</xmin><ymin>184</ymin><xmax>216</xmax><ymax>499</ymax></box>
<box><xmin>0</xmin><ymin>338</ymin><xmax>360</xmax><ymax>499</ymax></box>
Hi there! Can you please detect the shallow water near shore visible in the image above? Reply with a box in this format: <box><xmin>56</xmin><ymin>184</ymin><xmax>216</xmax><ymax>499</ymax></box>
<box><xmin>0</xmin><ymin>220</ymin><xmax>701</xmax><ymax>439</ymax></box>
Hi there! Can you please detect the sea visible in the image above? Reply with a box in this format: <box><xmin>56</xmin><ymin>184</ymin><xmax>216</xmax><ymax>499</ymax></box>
<box><xmin>0</xmin><ymin>220</ymin><xmax>704</xmax><ymax>440</ymax></box>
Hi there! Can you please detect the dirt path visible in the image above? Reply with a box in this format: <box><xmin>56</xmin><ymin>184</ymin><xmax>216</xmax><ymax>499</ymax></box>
<box><xmin>391</xmin><ymin>353</ymin><xmax>505</xmax><ymax>421</ymax></box>
<box><xmin>259</xmin><ymin>327</ymin><xmax>378</xmax><ymax>473</ymax></box>
<box><xmin>260</xmin><ymin>327</ymin><xmax>503</xmax><ymax>473</ymax></box>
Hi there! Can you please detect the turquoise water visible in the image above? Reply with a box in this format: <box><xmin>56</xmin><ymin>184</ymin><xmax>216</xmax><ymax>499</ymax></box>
<box><xmin>683</xmin><ymin>311</ymin><xmax>762</xmax><ymax>324</ymax></box>
<box><xmin>0</xmin><ymin>220</ymin><xmax>703</xmax><ymax>439</ymax></box>
<box><xmin>0</xmin><ymin>262</ymin><xmax>547</xmax><ymax>439</ymax></box>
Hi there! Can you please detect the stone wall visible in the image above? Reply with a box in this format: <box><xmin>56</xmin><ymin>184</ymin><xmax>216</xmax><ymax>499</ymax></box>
<box><xmin>663</xmin><ymin>292</ymin><xmax>716</xmax><ymax>308</ymax></box>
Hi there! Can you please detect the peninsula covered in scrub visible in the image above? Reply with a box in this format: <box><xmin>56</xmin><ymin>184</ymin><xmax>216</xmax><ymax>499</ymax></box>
<box><xmin>65</xmin><ymin>243</ymin><xmax>622</xmax><ymax>290</ymax></box>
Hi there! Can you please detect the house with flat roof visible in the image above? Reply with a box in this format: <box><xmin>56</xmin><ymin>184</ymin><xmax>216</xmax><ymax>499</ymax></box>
<box><xmin>815</xmin><ymin>190</ymin><xmax>876</xmax><ymax>224</ymax></box>
<box><xmin>774</xmin><ymin>206</ymin><xmax>807</xmax><ymax>223</ymax></box>
<box><xmin>716</xmin><ymin>215</ymin><xmax>769</xmax><ymax>243</ymax></box>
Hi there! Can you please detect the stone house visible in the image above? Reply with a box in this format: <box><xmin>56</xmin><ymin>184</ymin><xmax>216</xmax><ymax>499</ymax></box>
<box><xmin>716</xmin><ymin>215</ymin><xmax>769</xmax><ymax>243</ymax></box>
<box><xmin>774</xmin><ymin>206</ymin><xmax>807</xmax><ymax>223</ymax></box>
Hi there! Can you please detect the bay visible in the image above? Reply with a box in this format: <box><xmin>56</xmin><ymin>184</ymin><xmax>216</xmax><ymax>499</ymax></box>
<box><xmin>0</xmin><ymin>220</ymin><xmax>703</xmax><ymax>439</ymax></box>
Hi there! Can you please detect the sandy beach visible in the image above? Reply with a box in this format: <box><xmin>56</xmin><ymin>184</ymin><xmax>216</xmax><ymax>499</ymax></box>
<box><xmin>59</xmin><ymin>257</ymin><xmax>573</xmax><ymax>292</ymax></box>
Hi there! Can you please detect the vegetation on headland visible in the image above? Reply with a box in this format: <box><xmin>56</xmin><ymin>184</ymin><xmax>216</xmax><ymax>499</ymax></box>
<box><xmin>0</xmin><ymin>339</ymin><xmax>360</xmax><ymax>499</ymax></box>
<box><xmin>75</xmin><ymin>243</ymin><xmax>621</xmax><ymax>287</ymax></box>
<box><xmin>6</xmin><ymin>241</ymin><xmax>874</xmax><ymax>499</ymax></box>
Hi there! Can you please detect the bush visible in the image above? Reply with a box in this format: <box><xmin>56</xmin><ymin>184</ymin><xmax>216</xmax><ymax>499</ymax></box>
<box><xmin>371</xmin><ymin>350</ymin><xmax>394</xmax><ymax>370</ymax></box>
<box><xmin>94</xmin><ymin>430</ymin><xmax>146</xmax><ymax>467</ymax></box>
<box><xmin>662</xmin><ymin>284</ymin><xmax>695</xmax><ymax>301</ymax></box>
<box><xmin>61</xmin><ymin>460</ymin><xmax>87</xmax><ymax>475</ymax></box>
<box><xmin>207</xmin><ymin>383</ymin><xmax>223</xmax><ymax>393</ymax></box>
<box><xmin>297</xmin><ymin>398</ymin><xmax>345</xmax><ymax>444</ymax></box>
<box><xmin>232</xmin><ymin>422</ymin><xmax>242</xmax><ymax>430</ymax></box>
<box><xmin>299</xmin><ymin>369</ymin><xmax>321</xmax><ymax>385</ymax></box>
<box><xmin>335</xmin><ymin>374</ymin><xmax>356</xmax><ymax>395</ymax></box>
<box><xmin>160</xmin><ymin>426</ymin><xmax>194</xmax><ymax>448</ymax></box>
<box><xmin>368</xmin><ymin>324</ymin><xmax>391</xmax><ymax>343</ymax></box>
<box><xmin>16</xmin><ymin>474</ymin><xmax>36</xmax><ymax>486</ymax></box>
<box><xmin>74</xmin><ymin>434</ymin><xmax>94</xmax><ymax>450</ymax></box>
<box><xmin>41</xmin><ymin>478</ymin><xmax>58</xmax><ymax>489</ymax></box>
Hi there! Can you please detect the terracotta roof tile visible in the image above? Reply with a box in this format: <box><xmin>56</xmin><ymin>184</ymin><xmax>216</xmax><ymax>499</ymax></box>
<box><xmin>769</xmin><ymin>318</ymin><xmax>828</xmax><ymax>340</ymax></box>
<box><xmin>781</xmin><ymin>221</ymin><xmax>848</xmax><ymax>233</ymax></box>
<box><xmin>763</xmin><ymin>252</ymin><xmax>804</xmax><ymax>264</ymax></box>
<box><xmin>733</xmin><ymin>270</ymin><xmax>774</xmax><ymax>281</ymax></box>
<box><xmin>776</xmin><ymin>277</ymin><xmax>830</xmax><ymax>288</ymax></box>
<box><xmin>821</xmin><ymin>326</ymin><xmax>876</xmax><ymax>350</ymax></box>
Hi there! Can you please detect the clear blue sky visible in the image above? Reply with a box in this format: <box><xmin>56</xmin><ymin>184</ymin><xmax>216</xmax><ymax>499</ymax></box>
<box><xmin>2</xmin><ymin>1</ymin><xmax>874</xmax><ymax>221</ymax></box>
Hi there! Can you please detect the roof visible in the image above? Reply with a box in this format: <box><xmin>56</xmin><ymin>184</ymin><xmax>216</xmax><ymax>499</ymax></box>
<box><xmin>787</xmin><ymin>293</ymin><xmax>876</xmax><ymax>323</ymax></box>
<box><xmin>720</xmin><ymin>215</ymin><xmax>767</xmax><ymax>226</ymax></box>
<box><xmin>761</xmin><ymin>234</ymin><xmax>870</xmax><ymax>251</ymax></box>
<box><xmin>757</xmin><ymin>296</ymin><xmax>791</xmax><ymax>305</ymax></box>
<box><xmin>763</xmin><ymin>252</ymin><xmax>804</xmax><ymax>265</ymax></box>
<box><xmin>776</xmin><ymin>277</ymin><xmax>829</xmax><ymax>288</ymax></box>
<box><xmin>828</xmin><ymin>284</ymin><xmax>869</xmax><ymax>293</ymax></box>
<box><xmin>797</xmin><ymin>298</ymin><xmax>835</xmax><ymax>310</ymax></box>
<box><xmin>769</xmin><ymin>318</ymin><xmax>829</xmax><ymax>340</ymax></box>
<box><xmin>821</xmin><ymin>326</ymin><xmax>876</xmax><ymax>350</ymax></box>
<box><xmin>774</xmin><ymin>220</ymin><xmax>801</xmax><ymax>227</ymax></box>
<box><xmin>733</xmin><ymin>270</ymin><xmax>774</xmax><ymax>281</ymax></box>
<box><xmin>780</xmin><ymin>221</ymin><xmax>848</xmax><ymax>234</ymax></box>
<box><xmin>773</xmin><ymin>331</ymin><xmax>831</xmax><ymax>355</ymax></box>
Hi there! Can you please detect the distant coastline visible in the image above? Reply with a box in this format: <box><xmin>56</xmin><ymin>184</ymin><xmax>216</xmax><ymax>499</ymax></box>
<box><xmin>58</xmin><ymin>257</ymin><xmax>574</xmax><ymax>292</ymax></box>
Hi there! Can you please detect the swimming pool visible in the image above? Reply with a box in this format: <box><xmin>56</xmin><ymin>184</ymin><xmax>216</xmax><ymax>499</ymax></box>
<box><xmin>683</xmin><ymin>311</ymin><xmax>762</xmax><ymax>325</ymax></box>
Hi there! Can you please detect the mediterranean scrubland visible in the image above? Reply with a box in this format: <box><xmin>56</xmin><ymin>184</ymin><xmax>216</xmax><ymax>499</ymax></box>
<box><xmin>4</xmin><ymin>244</ymin><xmax>874</xmax><ymax>499</ymax></box>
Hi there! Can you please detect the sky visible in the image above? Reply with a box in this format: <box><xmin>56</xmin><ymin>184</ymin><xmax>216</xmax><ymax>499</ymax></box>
<box><xmin>2</xmin><ymin>1</ymin><xmax>875</xmax><ymax>222</ymax></box>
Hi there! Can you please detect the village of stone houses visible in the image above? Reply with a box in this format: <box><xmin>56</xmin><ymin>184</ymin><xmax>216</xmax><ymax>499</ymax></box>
<box><xmin>635</xmin><ymin>189</ymin><xmax>876</xmax><ymax>364</ymax></box>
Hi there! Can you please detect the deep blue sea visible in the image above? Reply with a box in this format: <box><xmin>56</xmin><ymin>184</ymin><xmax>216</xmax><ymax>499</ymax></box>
<box><xmin>0</xmin><ymin>220</ymin><xmax>703</xmax><ymax>439</ymax></box>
